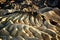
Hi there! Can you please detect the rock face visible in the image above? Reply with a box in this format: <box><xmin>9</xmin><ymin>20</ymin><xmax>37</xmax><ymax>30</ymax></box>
<box><xmin>0</xmin><ymin>0</ymin><xmax>60</xmax><ymax>40</ymax></box>
<box><xmin>0</xmin><ymin>0</ymin><xmax>60</xmax><ymax>9</ymax></box>
<box><xmin>0</xmin><ymin>8</ymin><xmax>60</xmax><ymax>40</ymax></box>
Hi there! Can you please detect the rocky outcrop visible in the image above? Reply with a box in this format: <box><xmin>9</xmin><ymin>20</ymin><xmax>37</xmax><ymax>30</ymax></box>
<box><xmin>0</xmin><ymin>0</ymin><xmax>60</xmax><ymax>40</ymax></box>
<box><xmin>0</xmin><ymin>8</ymin><xmax>60</xmax><ymax>40</ymax></box>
